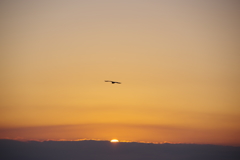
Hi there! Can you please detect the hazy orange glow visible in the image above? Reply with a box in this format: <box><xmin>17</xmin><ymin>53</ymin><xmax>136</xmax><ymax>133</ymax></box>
<box><xmin>0</xmin><ymin>0</ymin><xmax>240</xmax><ymax>146</ymax></box>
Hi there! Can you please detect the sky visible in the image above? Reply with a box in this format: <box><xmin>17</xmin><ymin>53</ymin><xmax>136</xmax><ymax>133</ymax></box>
<box><xmin>0</xmin><ymin>0</ymin><xmax>240</xmax><ymax>146</ymax></box>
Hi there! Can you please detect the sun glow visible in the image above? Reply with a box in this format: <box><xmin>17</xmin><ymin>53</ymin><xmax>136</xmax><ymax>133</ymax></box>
<box><xmin>110</xmin><ymin>139</ymin><xmax>119</xmax><ymax>143</ymax></box>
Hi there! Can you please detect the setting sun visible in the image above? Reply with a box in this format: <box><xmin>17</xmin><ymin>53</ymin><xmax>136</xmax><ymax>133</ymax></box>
<box><xmin>110</xmin><ymin>139</ymin><xmax>119</xmax><ymax>143</ymax></box>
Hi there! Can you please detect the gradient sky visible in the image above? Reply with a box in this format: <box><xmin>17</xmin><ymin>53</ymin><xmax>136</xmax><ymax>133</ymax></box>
<box><xmin>1</xmin><ymin>0</ymin><xmax>240</xmax><ymax>145</ymax></box>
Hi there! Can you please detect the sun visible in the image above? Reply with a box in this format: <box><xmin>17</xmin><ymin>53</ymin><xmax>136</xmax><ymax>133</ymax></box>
<box><xmin>110</xmin><ymin>139</ymin><xmax>119</xmax><ymax>143</ymax></box>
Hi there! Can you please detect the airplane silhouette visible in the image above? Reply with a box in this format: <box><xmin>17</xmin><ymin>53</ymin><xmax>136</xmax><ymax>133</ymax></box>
<box><xmin>105</xmin><ymin>80</ymin><xmax>121</xmax><ymax>84</ymax></box>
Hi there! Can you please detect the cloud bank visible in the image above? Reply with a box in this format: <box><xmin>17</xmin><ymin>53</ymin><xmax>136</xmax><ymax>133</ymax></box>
<box><xmin>1</xmin><ymin>139</ymin><xmax>239</xmax><ymax>160</ymax></box>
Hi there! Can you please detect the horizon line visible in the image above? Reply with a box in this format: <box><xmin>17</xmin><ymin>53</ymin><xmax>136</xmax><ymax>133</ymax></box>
<box><xmin>1</xmin><ymin>138</ymin><xmax>239</xmax><ymax>147</ymax></box>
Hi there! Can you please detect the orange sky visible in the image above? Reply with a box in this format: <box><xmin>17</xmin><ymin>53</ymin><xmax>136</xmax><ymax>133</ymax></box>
<box><xmin>1</xmin><ymin>0</ymin><xmax>240</xmax><ymax>146</ymax></box>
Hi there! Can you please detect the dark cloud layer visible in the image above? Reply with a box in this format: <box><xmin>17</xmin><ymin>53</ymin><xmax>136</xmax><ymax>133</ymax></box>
<box><xmin>0</xmin><ymin>139</ymin><xmax>239</xmax><ymax>160</ymax></box>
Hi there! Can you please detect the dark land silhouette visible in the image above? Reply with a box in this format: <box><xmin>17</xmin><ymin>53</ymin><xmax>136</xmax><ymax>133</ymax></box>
<box><xmin>0</xmin><ymin>139</ymin><xmax>239</xmax><ymax>160</ymax></box>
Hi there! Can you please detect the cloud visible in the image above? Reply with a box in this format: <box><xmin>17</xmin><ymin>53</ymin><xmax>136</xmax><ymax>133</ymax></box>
<box><xmin>0</xmin><ymin>139</ymin><xmax>240</xmax><ymax>160</ymax></box>
<box><xmin>1</xmin><ymin>123</ymin><xmax>240</xmax><ymax>146</ymax></box>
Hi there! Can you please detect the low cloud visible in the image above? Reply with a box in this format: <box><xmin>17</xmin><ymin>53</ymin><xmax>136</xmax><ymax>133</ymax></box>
<box><xmin>0</xmin><ymin>139</ymin><xmax>240</xmax><ymax>160</ymax></box>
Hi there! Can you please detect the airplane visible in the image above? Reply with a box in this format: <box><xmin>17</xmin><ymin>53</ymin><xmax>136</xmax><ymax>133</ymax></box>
<box><xmin>105</xmin><ymin>80</ymin><xmax>121</xmax><ymax>84</ymax></box>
